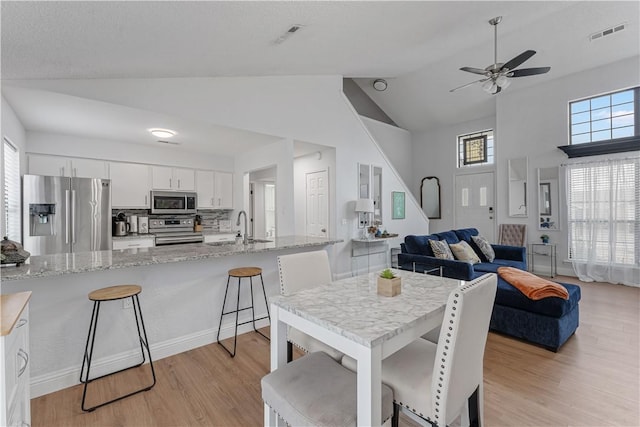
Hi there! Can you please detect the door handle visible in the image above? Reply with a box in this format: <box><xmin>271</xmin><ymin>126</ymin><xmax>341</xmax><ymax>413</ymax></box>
<box><xmin>71</xmin><ymin>190</ymin><xmax>76</xmax><ymax>243</ymax></box>
<box><xmin>65</xmin><ymin>190</ymin><xmax>70</xmax><ymax>244</ymax></box>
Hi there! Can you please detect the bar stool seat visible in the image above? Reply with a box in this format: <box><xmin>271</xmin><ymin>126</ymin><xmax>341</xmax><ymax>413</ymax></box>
<box><xmin>217</xmin><ymin>266</ymin><xmax>270</xmax><ymax>357</ymax></box>
<box><xmin>80</xmin><ymin>284</ymin><xmax>156</xmax><ymax>412</ymax></box>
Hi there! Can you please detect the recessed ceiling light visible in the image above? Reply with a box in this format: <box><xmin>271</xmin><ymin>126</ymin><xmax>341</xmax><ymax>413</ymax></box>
<box><xmin>149</xmin><ymin>128</ymin><xmax>176</xmax><ymax>138</ymax></box>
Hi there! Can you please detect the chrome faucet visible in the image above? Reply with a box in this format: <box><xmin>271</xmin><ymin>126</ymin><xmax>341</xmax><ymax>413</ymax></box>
<box><xmin>236</xmin><ymin>210</ymin><xmax>248</xmax><ymax>245</ymax></box>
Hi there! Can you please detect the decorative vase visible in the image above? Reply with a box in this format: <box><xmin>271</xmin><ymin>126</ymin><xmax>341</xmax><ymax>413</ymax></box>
<box><xmin>377</xmin><ymin>276</ymin><xmax>401</xmax><ymax>297</ymax></box>
<box><xmin>541</xmin><ymin>236</ymin><xmax>549</xmax><ymax>244</ymax></box>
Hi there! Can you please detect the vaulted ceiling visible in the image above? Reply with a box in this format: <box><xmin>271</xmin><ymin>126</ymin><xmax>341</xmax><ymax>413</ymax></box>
<box><xmin>2</xmin><ymin>1</ymin><xmax>638</xmax><ymax>153</ymax></box>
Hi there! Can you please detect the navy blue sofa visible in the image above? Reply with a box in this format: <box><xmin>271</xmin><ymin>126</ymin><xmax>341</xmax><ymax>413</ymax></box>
<box><xmin>398</xmin><ymin>228</ymin><xmax>580</xmax><ymax>351</ymax></box>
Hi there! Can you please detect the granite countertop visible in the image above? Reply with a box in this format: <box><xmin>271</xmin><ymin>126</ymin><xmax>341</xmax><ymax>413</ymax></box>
<box><xmin>2</xmin><ymin>236</ymin><xmax>342</xmax><ymax>282</ymax></box>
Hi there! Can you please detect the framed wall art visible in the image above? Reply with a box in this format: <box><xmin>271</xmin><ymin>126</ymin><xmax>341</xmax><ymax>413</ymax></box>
<box><xmin>392</xmin><ymin>191</ymin><xmax>405</xmax><ymax>219</ymax></box>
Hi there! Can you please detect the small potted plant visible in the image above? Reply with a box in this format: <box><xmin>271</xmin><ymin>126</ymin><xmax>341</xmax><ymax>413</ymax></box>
<box><xmin>540</xmin><ymin>234</ymin><xmax>550</xmax><ymax>244</ymax></box>
<box><xmin>377</xmin><ymin>268</ymin><xmax>401</xmax><ymax>297</ymax></box>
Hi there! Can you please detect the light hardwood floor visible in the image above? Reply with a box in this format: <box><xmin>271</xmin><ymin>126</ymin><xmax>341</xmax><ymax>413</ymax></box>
<box><xmin>31</xmin><ymin>276</ymin><xmax>639</xmax><ymax>426</ymax></box>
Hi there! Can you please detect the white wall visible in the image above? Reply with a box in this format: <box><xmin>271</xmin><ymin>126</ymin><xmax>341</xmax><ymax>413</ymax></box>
<box><xmin>496</xmin><ymin>55</ymin><xmax>639</xmax><ymax>276</ymax></box>
<box><xmin>411</xmin><ymin>115</ymin><xmax>496</xmax><ymax>233</ymax></box>
<box><xmin>361</xmin><ymin>116</ymin><xmax>413</xmax><ymax>187</ymax></box>
<box><xmin>25</xmin><ymin>131</ymin><xmax>233</xmax><ymax>171</ymax></box>
<box><xmin>1</xmin><ymin>96</ymin><xmax>27</xmax><ymax>238</ymax></box>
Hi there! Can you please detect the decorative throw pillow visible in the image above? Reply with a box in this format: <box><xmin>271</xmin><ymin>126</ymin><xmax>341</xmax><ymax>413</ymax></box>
<box><xmin>449</xmin><ymin>241</ymin><xmax>481</xmax><ymax>264</ymax></box>
<box><xmin>472</xmin><ymin>235</ymin><xmax>495</xmax><ymax>262</ymax></box>
<box><xmin>429</xmin><ymin>239</ymin><xmax>454</xmax><ymax>260</ymax></box>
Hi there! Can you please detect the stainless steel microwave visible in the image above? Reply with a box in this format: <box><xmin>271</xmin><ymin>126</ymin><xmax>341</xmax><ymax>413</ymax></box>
<box><xmin>150</xmin><ymin>190</ymin><xmax>197</xmax><ymax>215</ymax></box>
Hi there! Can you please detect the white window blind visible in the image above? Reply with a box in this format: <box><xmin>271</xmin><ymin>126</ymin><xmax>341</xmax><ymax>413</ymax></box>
<box><xmin>566</xmin><ymin>157</ymin><xmax>639</xmax><ymax>286</ymax></box>
<box><xmin>3</xmin><ymin>138</ymin><xmax>21</xmax><ymax>241</ymax></box>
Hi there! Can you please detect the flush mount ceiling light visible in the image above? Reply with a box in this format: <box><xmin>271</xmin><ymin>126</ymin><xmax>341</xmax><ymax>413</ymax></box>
<box><xmin>149</xmin><ymin>128</ymin><xmax>176</xmax><ymax>138</ymax></box>
<box><xmin>373</xmin><ymin>79</ymin><xmax>388</xmax><ymax>91</ymax></box>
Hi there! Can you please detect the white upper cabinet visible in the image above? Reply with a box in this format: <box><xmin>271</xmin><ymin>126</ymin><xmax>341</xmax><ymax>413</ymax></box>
<box><xmin>151</xmin><ymin>166</ymin><xmax>195</xmax><ymax>191</ymax></box>
<box><xmin>196</xmin><ymin>170</ymin><xmax>215</xmax><ymax>208</ymax></box>
<box><xmin>214</xmin><ymin>171</ymin><xmax>233</xmax><ymax>209</ymax></box>
<box><xmin>70</xmin><ymin>158</ymin><xmax>109</xmax><ymax>179</ymax></box>
<box><xmin>110</xmin><ymin>162</ymin><xmax>151</xmax><ymax>208</ymax></box>
<box><xmin>28</xmin><ymin>154</ymin><xmax>108</xmax><ymax>179</ymax></box>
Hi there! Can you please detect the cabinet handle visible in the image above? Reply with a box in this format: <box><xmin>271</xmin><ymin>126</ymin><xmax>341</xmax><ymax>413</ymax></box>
<box><xmin>145</xmin><ymin>195</ymin><xmax>148</xmax><ymax>205</ymax></box>
<box><xmin>211</xmin><ymin>198</ymin><xmax>214</xmax><ymax>206</ymax></box>
<box><xmin>17</xmin><ymin>348</ymin><xmax>29</xmax><ymax>377</ymax></box>
<box><xmin>16</xmin><ymin>318</ymin><xmax>28</xmax><ymax>329</ymax></box>
<box><xmin>73</xmin><ymin>167</ymin><xmax>77</xmax><ymax>177</ymax></box>
<box><xmin>170</xmin><ymin>178</ymin><xmax>172</xmax><ymax>188</ymax></box>
<box><xmin>178</xmin><ymin>179</ymin><xmax>181</xmax><ymax>188</ymax></box>
<box><xmin>128</xmin><ymin>244</ymin><xmax>141</xmax><ymax>247</ymax></box>
<box><xmin>61</xmin><ymin>167</ymin><xmax>65</xmax><ymax>176</ymax></box>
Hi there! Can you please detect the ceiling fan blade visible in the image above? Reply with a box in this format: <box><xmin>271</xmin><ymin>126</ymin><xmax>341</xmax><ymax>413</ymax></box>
<box><xmin>449</xmin><ymin>78</ymin><xmax>489</xmax><ymax>92</ymax></box>
<box><xmin>508</xmin><ymin>67</ymin><xmax>551</xmax><ymax>77</ymax></box>
<box><xmin>501</xmin><ymin>50</ymin><xmax>536</xmax><ymax>71</ymax></box>
<box><xmin>460</xmin><ymin>67</ymin><xmax>490</xmax><ymax>76</ymax></box>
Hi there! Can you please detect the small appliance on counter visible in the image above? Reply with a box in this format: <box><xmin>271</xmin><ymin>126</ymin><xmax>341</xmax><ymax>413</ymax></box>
<box><xmin>113</xmin><ymin>212</ymin><xmax>129</xmax><ymax>236</ymax></box>
<box><xmin>127</xmin><ymin>215</ymin><xmax>138</xmax><ymax>233</ymax></box>
<box><xmin>138</xmin><ymin>216</ymin><xmax>149</xmax><ymax>234</ymax></box>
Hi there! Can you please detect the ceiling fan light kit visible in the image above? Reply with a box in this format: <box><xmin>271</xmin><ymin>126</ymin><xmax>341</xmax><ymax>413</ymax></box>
<box><xmin>450</xmin><ymin>16</ymin><xmax>551</xmax><ymax>95</ymax></box>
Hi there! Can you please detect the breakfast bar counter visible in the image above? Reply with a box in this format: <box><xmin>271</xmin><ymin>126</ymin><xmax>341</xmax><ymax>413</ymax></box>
<box><xmin>2</xmin><ymin>235</ymin><xmax>341</xmax><ymax>281</ymax></box>
<box><xmin>1</xmin><ymin>235</ymin><xmax>341</xmax><ymax>398</ymax></box>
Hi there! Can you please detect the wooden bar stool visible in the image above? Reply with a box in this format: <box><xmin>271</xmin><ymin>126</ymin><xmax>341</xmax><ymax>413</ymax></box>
<box><xmin>80</xmin><ymin>284</ymin><xmax>156</xmax><ymax>412</ymax></box>
<box><xmin>217</xmin><ymin>267</ymin><xmax>270</xmax><ymax>357</ymax></box>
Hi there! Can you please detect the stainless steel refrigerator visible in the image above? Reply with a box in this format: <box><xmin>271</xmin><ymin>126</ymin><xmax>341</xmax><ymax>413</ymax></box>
<box><xmin>22</xmin><ymin>174</ymin><xmax>112</xmax><ymax>256</ymax></box>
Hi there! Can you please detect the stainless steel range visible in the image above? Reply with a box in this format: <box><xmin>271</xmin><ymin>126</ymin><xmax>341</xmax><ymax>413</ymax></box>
<box><xmin>149</xmin><ymin>215</ymin><xmax>203</xmax><ymax>245</ymax></box>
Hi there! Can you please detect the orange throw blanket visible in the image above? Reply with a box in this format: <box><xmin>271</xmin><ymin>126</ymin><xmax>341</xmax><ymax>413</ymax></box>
<box><xmin>497</xmin><ymin>267</ymin><xmax>569</xmax><ymax>300</ymax></box>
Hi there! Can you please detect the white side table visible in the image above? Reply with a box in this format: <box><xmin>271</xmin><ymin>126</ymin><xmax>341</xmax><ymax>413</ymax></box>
<box><xmin>529</xmin><ymin>243</ymin><xmax>557</xmax><ymax>277</ymax></box>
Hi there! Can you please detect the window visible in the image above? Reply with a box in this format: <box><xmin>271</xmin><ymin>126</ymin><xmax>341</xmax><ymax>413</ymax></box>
<box><xmin>3</xmin><ymin>138</ymin><xmax>21</xmax><ymax>241</ymax></box>
<box><xmin>567</xmin><ymin>157</ymin><xmax>639</xmax><ymax>285</ymax></box>
<box><xmin>570</xmin><ymin>87</ymin><xmax>636</xmax><ymax>144</ymax></box>
<box><xmin>561</xmin><ymin>87</ymin><xmax>640</xmax><ymax>158</ymax></box>
<box><xmin>457</xmin><ymin>130</ymin><xmax>494</xmax><ymax>168</ymax></box>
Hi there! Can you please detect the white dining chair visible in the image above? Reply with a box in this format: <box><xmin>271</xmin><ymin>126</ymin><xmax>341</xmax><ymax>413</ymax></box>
<box><xmin>262</xmin><ymin>351</ymin><xmax>395</xmax><ymax>427</ymax></box>
<box><xmin>277</xmin><ymin>250</ymin><xmax>343</xmax><ymax>361</ymax></box>
<box><xmin>342</xmin><ymin>273</ymin><xmax>497</xmax><ymax>427</ymax></box>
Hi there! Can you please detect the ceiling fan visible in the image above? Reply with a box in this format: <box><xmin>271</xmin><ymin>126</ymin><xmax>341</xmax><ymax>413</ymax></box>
<box><xmin>450</xmin><ymin>16</ymin><xmax>550</xmax><ymax>95</ymax></box>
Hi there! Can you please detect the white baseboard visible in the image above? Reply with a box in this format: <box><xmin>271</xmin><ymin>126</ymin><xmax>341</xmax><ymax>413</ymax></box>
<box><xmin>30</xmin><ymin>314</ymin><xmax>270</xmax><ymax>398</ymax></box>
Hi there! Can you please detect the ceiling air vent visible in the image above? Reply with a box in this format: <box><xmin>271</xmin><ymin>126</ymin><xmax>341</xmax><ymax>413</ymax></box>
<box><xmin>590</xmin><ymin>23</ymin><xmax>626</xmax><ymax>41</ymax></box>
<box><xmin>157</xmin><ymin>140</ymin><xmax>181</xmax><ymax>145</ymax></box>
<box><xmin>274</xmin><ymin>24</ymin><xmax>305</xmax><ymax>45</ymax></box>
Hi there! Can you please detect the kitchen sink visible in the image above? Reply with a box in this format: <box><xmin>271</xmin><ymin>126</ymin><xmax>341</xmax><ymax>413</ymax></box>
<box><xmin>246</xmin><ymin>238</ymin><xmax>273</xmax><ymax>243</ymax></box>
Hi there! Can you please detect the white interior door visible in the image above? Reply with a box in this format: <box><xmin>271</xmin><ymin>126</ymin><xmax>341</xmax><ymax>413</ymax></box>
<box><xmin>455</xmin><ymin>172</ymin><xmax>495</xmax><ymax>240</ymax></box>
<box><xmin>306</xmin><ymin>170</ymin><xmax>328</xmax><ymax>237</ymax></box>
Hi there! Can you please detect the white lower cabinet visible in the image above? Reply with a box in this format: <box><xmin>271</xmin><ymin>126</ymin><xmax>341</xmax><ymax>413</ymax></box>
<box><xmin>113</xmin><ymin>236</ymin><xmax>155</xmax><ymax>250</ymax></box>
<box><xmin>1</xmin><ymin>294</ymin><xmax>31</xmax><ymax>427</ymax></box>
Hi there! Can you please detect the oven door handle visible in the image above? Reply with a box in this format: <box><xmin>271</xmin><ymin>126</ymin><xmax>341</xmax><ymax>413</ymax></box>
<box><xmin>155</xmin><ymin>235</ymin><xmax>204</xmax><ymax>244</ymax></box>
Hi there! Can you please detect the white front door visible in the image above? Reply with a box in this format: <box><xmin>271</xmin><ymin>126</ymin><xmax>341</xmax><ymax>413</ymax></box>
<box><xmin>455</xmin><ymin>172</ymin><xmax>495</xmax><ymax>240</ymax></box>
<box><xmin>306</xmin><ymin>170</ymin><xmax>329</xmax><ymax>237</ymax></box>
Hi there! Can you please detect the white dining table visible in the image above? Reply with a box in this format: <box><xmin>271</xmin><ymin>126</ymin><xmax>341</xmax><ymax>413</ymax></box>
<box><xmin>265</xmin><ymin>269</ymin><xmax>463</xmax><ymax>427</ymax></box>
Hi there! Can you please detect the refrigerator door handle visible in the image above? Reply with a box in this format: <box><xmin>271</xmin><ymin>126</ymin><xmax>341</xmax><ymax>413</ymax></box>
<box><xmin>65</xmin><ymin>190</ymin><xmax>70</xmax><ymax>244</ymax></box>
<box><xmin>71</xmin><ymin>190</ymin><xmax>77</xmax><ymax>244</ymax></box>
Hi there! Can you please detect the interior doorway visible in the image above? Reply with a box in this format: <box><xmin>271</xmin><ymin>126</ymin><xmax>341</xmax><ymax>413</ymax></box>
<box><xmin>454</xmin><ymin>172</ymin><xmax>495</xmax><ymax>240</ymax></box>
<box><xmin>305</xmin><ymin>169</ymin><xmax>329</xmax><ymax>237</ymax></box>
<box><xmin>248</xmin><ymin>166</ymin><xmax>277</xmax><ymax>239</ymax></box>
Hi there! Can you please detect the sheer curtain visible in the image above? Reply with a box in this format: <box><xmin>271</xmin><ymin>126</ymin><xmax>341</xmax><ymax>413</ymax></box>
<box><xmin>566</xmin><ymin>156</ymin><xmax>640</xmax><ymax>287</ymax></box>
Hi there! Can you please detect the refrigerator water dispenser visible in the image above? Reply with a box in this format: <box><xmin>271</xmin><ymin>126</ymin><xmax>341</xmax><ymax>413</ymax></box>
<box><xmin>29</xmin><ymin>203</ymin><xmax>56</xmax><ymax>236</ymax></box>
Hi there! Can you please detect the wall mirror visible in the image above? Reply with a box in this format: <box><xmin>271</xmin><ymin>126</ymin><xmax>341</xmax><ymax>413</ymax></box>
<box><xmin>538</xmin><ymin>167</ymin><xmax>559</xmax><ymax>230</ymax></box>
<box><xmin>372</xmin><ymin>166</ymin><xmax>382</xmax><ymax>223</ymax></box>
<box><xmin>508</xmin><ymin>157</ymin><xmax>528</xmax><ymax>217</ymax></box>
<box><xmin>420</xmin><ymin>176</ymin><xmax>441</xmax><ymax>219</ymax></box>
<box><xmin>358</xmin><ymin>163</ymin><xmax>370</xmax><ymax>199</ymax></box>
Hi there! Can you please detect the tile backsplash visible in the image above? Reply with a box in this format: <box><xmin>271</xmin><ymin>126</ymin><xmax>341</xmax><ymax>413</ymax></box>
<box><xmin>111</xmin><ymin>209</ymin><xmax>233</xmax><ymax>232</ymax></box>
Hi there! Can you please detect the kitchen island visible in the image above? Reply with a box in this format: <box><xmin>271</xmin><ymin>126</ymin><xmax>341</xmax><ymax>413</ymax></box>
<box><xmin>1</xmin><ymin>236</ymin><xmax>341</xmax><ymax>397</ymax></box>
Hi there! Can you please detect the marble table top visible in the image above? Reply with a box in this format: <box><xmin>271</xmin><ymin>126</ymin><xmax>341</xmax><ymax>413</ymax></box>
<box><xmin>1</xmin><ymin>235</ymin><xmax>342</xmax><ymax>282</ymax></box>
<box><xmin>270</xmin><ymin>269</ymin><xmax>463</xmax><ymax>347</ymax></box>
